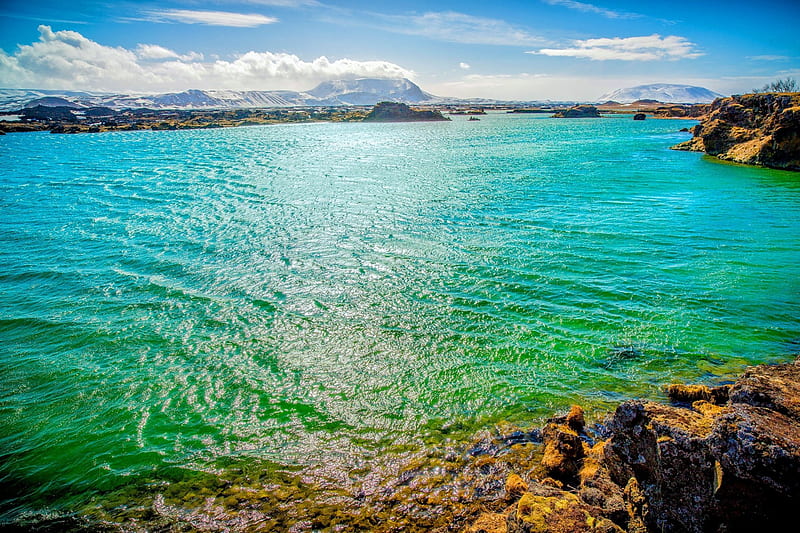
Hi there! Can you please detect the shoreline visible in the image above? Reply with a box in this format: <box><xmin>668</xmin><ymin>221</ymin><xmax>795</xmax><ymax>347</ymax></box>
<box><xmin>4</xmin><ymin>355</ymin><xmax>797</xmax><ymax>532</ymax></box>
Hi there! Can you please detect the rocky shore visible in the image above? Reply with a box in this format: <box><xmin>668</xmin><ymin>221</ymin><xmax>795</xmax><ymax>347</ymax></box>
<box><xmin>671</xmin><ymin>92</ymin><xmax>800</xmax><ymax>171</ymax></box>
<box><xmin>6</xmin><ymin>358</ymin><xmax>797</xmax><ymax>533</ymax></box>
<box><xmin>469</xmin><ymin>357</ymin><xmax>800</xmax><ymax>533</ymax></box>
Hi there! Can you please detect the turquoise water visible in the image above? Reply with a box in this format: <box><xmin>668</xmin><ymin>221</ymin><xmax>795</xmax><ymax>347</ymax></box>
<box><xmin>1</xmin><ymin>114</ymin><xmax>799</xmax><ymax>520</ymax></box>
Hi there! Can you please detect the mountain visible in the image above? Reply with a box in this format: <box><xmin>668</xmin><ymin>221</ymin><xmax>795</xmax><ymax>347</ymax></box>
<box><xmin>598</xmin><ymin>84</ymin><xmax>725</xmax><ymax>104</ymax></box>
<box><xmin>0</xmin><ymin>78</ymin><xmax>440</xmax><ymax>111</ymax></box>
<box><xmin>306</xmin><ymin>78</ymin><xmax>434</xmax><ymax>105</ymax></box>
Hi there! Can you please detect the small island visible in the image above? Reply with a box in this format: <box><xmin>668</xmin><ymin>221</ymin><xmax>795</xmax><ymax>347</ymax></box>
<box><xmin>362</xmin><ymin>101</ymin><xmax>450</xmax><ymax>122</ymax></box>
<box><xmin>552</xmin><ymin>105</ymin><xmax>602</xmax><ymax>118</ymax></box>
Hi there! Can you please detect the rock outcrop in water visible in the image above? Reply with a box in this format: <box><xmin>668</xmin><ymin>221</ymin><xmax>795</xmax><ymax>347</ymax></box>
<box><xmin>362</xmin><ymin>101</ymin><xmax>450</xmax><ymax>122</ymax></box>
<box><xmin>671</xmin><ymin>92</ymin><xmax>800</xmax><ymax>170</ymax></box>
<box><xmin>472</xmin><ymin>357</ymin><xmax>800</xmax><ymax>532</ymax></box>
<box><xmin>552</xmin><ymin>105</ymin><xmax>601</xmax><ymax>118</ymax></box>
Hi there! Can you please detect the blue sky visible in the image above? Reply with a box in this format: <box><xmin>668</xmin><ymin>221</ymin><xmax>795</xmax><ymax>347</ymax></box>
<box><xmin>0</xmin><ymin>0</ymin><xmax>798</xmax><ymax>100</ymax></box>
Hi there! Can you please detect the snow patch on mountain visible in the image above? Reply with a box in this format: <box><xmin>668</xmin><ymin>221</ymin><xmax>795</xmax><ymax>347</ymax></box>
<box><xmin>598</xmin><ymin>84</ymin><xmax>725</xmax><ymax>104</ymax></box>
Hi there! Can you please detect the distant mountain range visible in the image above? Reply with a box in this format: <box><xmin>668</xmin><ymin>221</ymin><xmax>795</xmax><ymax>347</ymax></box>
<box><xmin>598</xmin><ymin>84</ymin><xmax>724</xmax><ymax>104</ymax></box>
<box><xmin>0</xmin><ymin>78</ymin><xmax>446</xmax><ymax>111</ymax></box>
<box><xmin>0</xmin><ymin>79</ymin><xmax>727</xmax><ymax>111</ymax></box>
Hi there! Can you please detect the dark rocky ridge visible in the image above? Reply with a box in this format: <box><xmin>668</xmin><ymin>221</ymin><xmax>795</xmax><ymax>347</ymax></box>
<box><xmin>671</xmin><ymin>92</ymin><xmax>800</xmax><ymax>170</ymax></box>
<box><xmin>469</xmin><ymin>357</ymin><xmax>800</xmax><ymax>532</ymax></box>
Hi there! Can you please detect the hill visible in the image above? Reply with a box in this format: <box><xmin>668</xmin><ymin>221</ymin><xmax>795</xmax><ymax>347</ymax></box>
<box><xmin>598</xmin><ymin>84</ymin><xmax>725</xmax><ymax>104</ymax></box>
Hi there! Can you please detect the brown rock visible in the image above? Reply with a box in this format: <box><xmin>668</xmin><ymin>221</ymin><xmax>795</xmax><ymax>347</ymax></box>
<box><xmin>566</xmin><ymin>405</ymin><xmax>586</xmax><ymax>432</ymax></box>
<box><xmin>670</xmin><ymin>92</ymin><xmax>800</xmax><ymax>170</ymax></box>
<box><xmin>505</xmin><ymin>473</ymin><xmax>529</xmax><ymax>499</ymax></box>
<box><xmin>622</xmin><ymin>478</ymin><xmax>648</xmax><ymax>533</ymax></box>
<box><xmin>469</xmin><ymin>512</ymin><xmax>508</xmax><ymax>533</ymax></box>
<box><xmin>541</xmin><ymin>423</ymin><xmax>585</xmax><ymax>483</ymax></box>
<box><xmin>507</xmin><ymin>485</ymin><xmax>623</xmax><ymax>533</ymax></box>
<box><xmin>728</xmin><ymin>359</ymin><xmax>800</xmax><ymax>418</ymax></box>
<box><xmin>604</xmin><ymin>400</ymin><xmax>719</xmax><ymax>532</ymax></box>
<box><xmin>601</xmin><ymin>359</ymin><xmax>800</xmax><ymax>532</ymax></box>
<box><xmin>579</xmin><ymin>442</ymin><xmax>626</xmax><ymax>526</ymax></box>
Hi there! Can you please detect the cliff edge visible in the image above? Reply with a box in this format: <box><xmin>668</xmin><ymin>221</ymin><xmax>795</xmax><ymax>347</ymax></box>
<box><xmin>671</xmin><ymin>92</ymin><xmax>800</xmax><ymax>170</ymax></box>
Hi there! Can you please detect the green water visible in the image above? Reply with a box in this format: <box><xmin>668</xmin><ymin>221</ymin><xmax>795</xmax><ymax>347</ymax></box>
<box><xmin>1</xmin><ymin>113</ymin><xmax>798</xmax><ymax>521</ymax></box>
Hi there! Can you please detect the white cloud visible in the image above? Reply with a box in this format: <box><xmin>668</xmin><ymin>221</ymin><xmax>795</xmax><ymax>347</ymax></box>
<box><xmin>747</xmin><ymin>55</ymin><xmax>790</xmax><ymax>61</ymax></box>
<box><xmin>542</xmin><ymin>0</ymin><xmax>640</xmax><ymax>19</ymax></box>
<box><xmin>531</xmin><ymin>34</ymin><xmax>702</xmax><ymax>61</ymax></box>
<box><xmin>239</xmin><ymin>0</ymin><xmax>320</xmax><ymax>5</ymax></box>
<box><xmin>378</xmin><ymin>11</ymin><xmax>545</xmax><ymax>46</ymax></box>
<box><xmin>136</xmin><ymin>44</ymin><xmax>204</xmax><ymax>62</ymax></box>
<box><xmin>143</xmin><ymin>9</ymin><xmax>278</xmax><ymax>27</ymax></box>
<box><xmin>459</xmin><ymin>62</ymin><xmax>471</xmax><ymax>70</ymax></box>
<box><xmin>0</xmin><ymin>25</ymin><xmax>413</xmax><ymax>92</ymax></box>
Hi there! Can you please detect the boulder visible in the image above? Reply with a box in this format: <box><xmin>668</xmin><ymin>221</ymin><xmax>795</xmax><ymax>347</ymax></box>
<box><xmin>633</xmin><ymin>113</ymin><xmax>646</xmax><ymax>121</ymax></box>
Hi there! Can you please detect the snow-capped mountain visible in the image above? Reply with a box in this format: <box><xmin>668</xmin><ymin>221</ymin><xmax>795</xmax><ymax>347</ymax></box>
<box><xmin>0</xmin><ymin>78</ymin><xmax>440</xmax><ymax>111</ymax></box>
<box><xmin>598</xmin><ymin>84</ymin><xmax>725</xmax><ymax>104</ymax></box>
<box><xmin>306</xmin><ymin>78</ymin><xmax>434</xmax><ymax>105</ymax></box>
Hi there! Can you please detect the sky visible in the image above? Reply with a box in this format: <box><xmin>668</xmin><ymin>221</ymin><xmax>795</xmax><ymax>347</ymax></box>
<box><xmin>0</xmin><ymin>0</ymin><xmax>798</xmax><ymax>100</ymax></box>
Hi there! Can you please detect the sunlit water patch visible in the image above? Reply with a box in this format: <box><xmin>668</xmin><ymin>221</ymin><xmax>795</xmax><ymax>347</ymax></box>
<box><xmin>1</xmin><ymin>114</ymin><xmax>799</xmax><ymax>527</ymax></box>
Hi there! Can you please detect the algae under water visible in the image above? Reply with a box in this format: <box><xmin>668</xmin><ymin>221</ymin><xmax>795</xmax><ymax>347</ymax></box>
<box><xmin>1</xmin><ymin>113</ymin><xmax>799</xmax><ymax>528</ymax></box>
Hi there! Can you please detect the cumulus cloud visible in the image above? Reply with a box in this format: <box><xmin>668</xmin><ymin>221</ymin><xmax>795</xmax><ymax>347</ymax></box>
<box><xmin>531</xmin><ymin>34</ymin><xmax>702</xmax><ymax>61</ymax></box>
<box><xmin>143</xmin><ymin>9</ymin><xmax>278</xmax><ymax>27</ymax></box>
<box><xmin>459</xmin><ymin>62</ymin><xmax>471</xmax><ymax>70</ymax></box>
<box><xmin>0</xmin><ymin>26</ymin><xmax>413</xmax><ymax>92</ymax></box>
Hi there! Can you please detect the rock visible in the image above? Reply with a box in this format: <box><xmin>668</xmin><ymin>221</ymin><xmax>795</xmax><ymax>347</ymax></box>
<box><xmin>507</xmin><ymin>484</ymin><xmax>623</xmax><ymax>533</ymax></box>
<box><xmin>506</xmin><ymin>473</ymin><xmax>529</xmax><ymax>498</ymax></box>
<box><xmin>671</xmin><ymin>92</ymin><xmax>800</xmax><ymax>170</ymax></box>
<box><xmin>539</xmin><ymin>477</ymin><xmax>564</xmax><ymax>489</ymax></box>
<box><xmin>622</xmin><ymin>478</ymin><xmax>648</xmax><ymax>533</ymax></box>
<box><xmin>468</xmin><ymin>512</ymin><xmax>508</xmax><ymax>533</ymax></box>
<box><xmin>541</xmin><ymin>411</ymin><xmax>587</xmax><ymax>483</ymax></box>
<box><xmin>579</xmin><ymin>442</ymin><xmax>627</xmax><ymax>526</ymax></box>
<box><xmin>552</xmin><ymin>105</ymin><xmax>601</xmax><ymax>118</ymax></box>
<box><xmin>679</xmin><ymin>127</ymin><xmax>690</xmax><ymax>132</ymax></box>
<box><xmin>604</xmin><ymin>400</ymin><xmax>719</xmax><ymax>532</ymax></box>
<box><xmin>600</xmin><ymin>359</ymin><xmax>800</xmax><ymax>532</ymax></box>
<box><xmin>664</xmin><ymin>383</ymin><xmax>730</xmax><ymax>405</ymax></box>
<box><xmin>566</xmin><ymin>405</ymin><xmax>586</xmax><ymax>432</ymax></box>
<box><xmin>633</xmin><ymin>113</ymin><xmax>646</xmax><ymax>120</ymax></box>
<box><xmin>653</xmin><ymin>105</ymin><xmax>708</xmax><ymax>118</ymax></box>
<box><xmin>362</xmin><ymin>101</ymin><xmax>450</xmax><ymax>122</ymax></box>
<box><xmin>728</xmin><ymin>358</ymin><xmax>800</xmax><ymax>417</ymax></box>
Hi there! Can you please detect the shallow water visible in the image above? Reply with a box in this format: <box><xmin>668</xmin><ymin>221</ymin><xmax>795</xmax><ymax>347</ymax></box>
<box><xmin>1</xmin><ymin>113</ymin><xmax>799</xmax><ymax>524</ymax></box>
